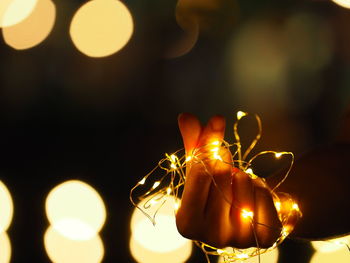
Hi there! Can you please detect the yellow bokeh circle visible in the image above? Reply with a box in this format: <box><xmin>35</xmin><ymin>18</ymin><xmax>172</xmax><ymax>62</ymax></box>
<box><xmin>45</xmin><ymin>180</ymin><xmax>106</xmax><ymax>240</ymax></box>
<box><xmin>69</xmin><ymin>0</ymin><xmax>134</xmax><ymax>58</ymax></box>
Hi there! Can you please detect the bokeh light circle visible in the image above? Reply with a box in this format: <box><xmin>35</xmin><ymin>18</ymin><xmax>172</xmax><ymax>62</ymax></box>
<box><xmin>331</xmin><ymin>0</ymin><xmax>350</xmax><ymax>9</ymax></box>
<box><xmin>44</xmin><ymin>226</ymin><xmax>104</xmax><ymax>263</ymax></box>
<box><xmin>311</xmin><ymin>235</ymin><xmax>350</xmax><ymax>263</ymax></box>
<box><xmin>130</xmin><ymin>196</ymin><xmax>192</xmax><ymax>262</ymax></box>
<box><xmin>0</xmin><ymin>232</ymin><xmax>11</xmax><ymax>263</ymax></box>
<box><xmin>45</xmin><ymin>180</ymin><xmax>106</xmax><ymax>240</ymax></box>
<box><xmin>0</xmin><ymin>181</ymin><xmax>13</xmax><ymax>233</ymax></box>
<box><xmin>0</xmin><ymin>0</ymin><xmax>38</xmax><ymax>28</ymax></box>
<box><xmin>3</xmin><ymin>0</ymin><xmax>56</xmax><ymax>50</ymax></box>
<box><xmin>69</xmin><ymin>0</ymin><xmax>134</xmax><ymax>58</ymax></box>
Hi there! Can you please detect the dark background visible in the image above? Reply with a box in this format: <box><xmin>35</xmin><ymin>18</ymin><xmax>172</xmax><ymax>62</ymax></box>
<box><xmin>0</xmin><ymin>0</ymin><xmax>349</xmax><ymax>262</ymax></box>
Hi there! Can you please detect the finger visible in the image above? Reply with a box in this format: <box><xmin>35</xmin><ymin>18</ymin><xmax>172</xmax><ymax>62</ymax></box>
<box><xmin>201</xmin><ymin>165</ymin><xmax>234</xmax><ymax>248</ymax></box>
<box><xmin>198</xmin><ymin>115</ymin><xmax>226</xmax><ymax>147</ymax></box>
<box><xmin>178</xmin><ymin>113</ymin><xmax>202</xmax><ymax>156</ymax></box>
<box><xmin>254</xmin><ymin>186</ymin><xmax>282</xmax><ymax>248</ymax></box>
<box><xmin>228</xmin><ymin>168</ymin><xmax>256</xmax><ymax>248</ymax></box>
<box><xmin>176</xmin><ymin>115</ymin><xmax>226</xmax><ymax>241</ymax></box>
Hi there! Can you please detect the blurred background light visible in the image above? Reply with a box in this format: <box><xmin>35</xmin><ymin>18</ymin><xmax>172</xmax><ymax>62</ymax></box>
<box><xmin>226</xmin><ymin>11</ymin><xmax>333</xmax><ymax>115</ymax></box>
<box><xmin>217</xmin><ymin>247</ymin><xmax>278</xmax><ymax>263</ymax></box>
<box><xmin>130</xmin><ymin>196</ymin><xmax>192</xmax><ymax>263</ymax></box>
<box><xmin>45</xmin><ymin>180</ymin><xmax>106</xmax><ymax>240</ymax></box>
<box><xmin>44</xmin><ymin>226</ymin><xmax>104</xmax><ymax>263</ymax></box>
<box><xmin>0</xmin><ymin>232</ymin><xmax>11</xmax><ymax>263</ymax></box>
<box><xmin>0</xmin><ymin>0</ymin><xmax>38</xmax><ymax>28</ymax></box>
<box><xmin>331</xmin><ymin>0</ymin><xmax>350</xmax><ymax>9</ymax></box>
<box><xmin>2</xmin><ymin>0</ymin><xmax>56</xmax><ymax>50</ymax></box>
<box><xmin>311</xmin><ymin>235</ymin><xmax>350</xmax><ymax>263</ymax></box>
<box><xmin>0</xmin><ymin>181</ymin><xmax>13</xmax><ymax>234</ymax></box>
<box><xmin>69</xmin><ymin>0</ymin><xmax>134</xmax><ymax>58</ymax></box>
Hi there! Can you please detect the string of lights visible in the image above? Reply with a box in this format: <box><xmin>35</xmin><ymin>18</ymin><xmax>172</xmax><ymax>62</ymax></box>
<box><xmin>131</xmin><ymin>112</ymin><xmax>302</xmax><ymax>262</ymax></box>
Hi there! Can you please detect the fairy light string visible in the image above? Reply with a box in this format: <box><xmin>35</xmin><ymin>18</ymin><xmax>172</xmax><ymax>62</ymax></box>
<box><xmin>130</xmin><ymin>112</ymin><xmax>303</xmax><ymax>262</ymax></box>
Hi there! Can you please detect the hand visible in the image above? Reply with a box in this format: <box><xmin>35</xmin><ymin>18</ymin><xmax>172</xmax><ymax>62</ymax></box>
<box><xmin>175</xmin><ymin>113</ymin><xmax>282</xmax><ymax>248</ymax></box>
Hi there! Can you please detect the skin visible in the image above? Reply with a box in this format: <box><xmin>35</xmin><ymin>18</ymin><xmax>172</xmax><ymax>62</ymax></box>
<box><xmin>175</xmin><ymin>112</ymin><xmax>350</xmax><ymax>249</ymax></box>
<box><xmin>176</xmin><ymin>113</ymin><xmax>283</xmax><ymax>249</ymax></box>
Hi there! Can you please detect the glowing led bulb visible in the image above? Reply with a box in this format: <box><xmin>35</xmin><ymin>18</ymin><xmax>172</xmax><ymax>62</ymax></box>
<box><xmin>152</xmin><ymin>181</ymin><xmax>160</xmax><ymax>190</ymax></box>
<box><xmin>275</xmin><ymin>152</ymin><xmax>282</xmax><ymax>158</ymax></box>
<box><xmin>241</xmin><ymin>209</ymin><xmax>254</xmax><ymax>219</ymax></box>
<box><xmin>292</xmin><ymin>203</ymin><xmax>299</xmax><ymax>211</ymax></box>
<box><xmin>236</xmin><ymin>253</ymin><xmax>249</xmax><ymax>259</ymax></box>
<box><xmin>281</xmin><ymin>226</ymin><xmax>290</xmax><ymax>237</ymax></box>
<box><xmin>245</xmin><ymin>168</ymin><xmax>253</xmax><ymax>174</ymax></box>
<box><xmin>212</xmin><ymin>141</ymin><xmax>220</xmax><ymax>146</ymax></box>
<box><xmin>236</xmin><ymin>111</ymin><xmax>247</xmax><ymax>120</ymax></box>
<box><xmin>274</xmin><ymin>201</ymin><xmax>281</xmax><ymax>212</ymax></box>
<box><xmin>139</xmin><ymin>178</ymin><xmax>146</xmax><ymax>185</ymax></box>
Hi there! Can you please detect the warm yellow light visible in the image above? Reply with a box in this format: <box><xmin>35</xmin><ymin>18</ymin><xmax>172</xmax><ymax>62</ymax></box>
<box><xmin>2</xmin><ymin>0</ymin><xmax>55</xmax><ymax>50</ymax></box>
<box><xmin>217</xmin><ymin>247</ymin><xmax>279</xmax><ymax>263</ymax></box>
<box><xmin>331</xmin><ymin>0</ymin><xmax>350</xmax><ymax>9</ymax></box>
<box><xmin>185</xmin><ymin>156</ymin><xmax>192</xmax><ymax>162</ymax></box>
<box><xmin>275</xmin><ymin>152</ymin><xmax>282</xmax><ymax>158</ymax></box>
<box><xmin>139</xmin><ymin>178</ymin><xmax>146</xmax><ymax>185</ymax></box>
<box><xmin>0</xmin><ymin>0</ymin><xmax>38</xmax><ymax>27</ymax></box>
<box><xmin>274</xmin><ymin>201</ymin><xmax>281</xmax><ymax>212</ymax></box>
<box><xmin>281</xmin><ymin>226</ymin><xmax>290</xmax><ymax>237</ymax></box>
<box><xmin>174</xmin><ymin>200</ymin><xmax>181</xmax><ymax>211</ymax></box>
<box><xmin>292</xmin><ymin>203</ymin><xmax>299</xmax><ymax>211</ymax></box>
<box><xmin>236</xmin><ymin>111</ymin><xmax>247</xmax><ymax>120</ymax></box>
<box><xmin>0</xmin><ymin>181</ymin><xmax>13</xmax><ymax>233</ymax></box>
<box><xmin>236</xmin><ymin>253</ymin><xmax>249</xmax><ymax>259</ymax></box>
<box><xmin>212</xmin><ymin>141</ymin><xmax>220</xmax><ymax>146</ymax></box>
<box><xmin>241</xmin><ymin>209</ymin><xmax>254</xmax><ymax>219</ymax></box>
<box><xmin>44</xmin><ymin>226</ymin><xmax>104</xmax><ymax>263</ymax></box>
<box><xmin>170</xmin><ymin>154</ymin><xmax>177</xmax><ymax>162</ymax></box>
<box><xmin>312</xmin><ymin>235</ymin><xmax>350</xmax><ymax>253</ymax></box>
<box><xmin>245</xmin><ymin>168</ymin><xmax>253</xmax><ymax>174</ymax></box>
<box><xmin>130</xmin><ymin>196</ymin><xmax>191</xmax><ymax>260</ymax></box>
<box><xmin>0</xmin><ymin>232</ymin><xmax>11</xmax><ymax>263</ymax></box>
<box><xmin>69</xmin><ymin>0</ymin><xmax>133</xmax><ymax>58</ymax></box>
<box><xmin>129</xmin><ymin>234</ymin><xmax>192</xmax><ymax>263</ymax></box>
<box><xmin>152</xmin><ymin>181</ymin><xmax>160</xmax><ymax>190</ymax></box>
<box><xmin>311</xmin><ymin>235</ymin><xmax>350</xmax><ymax>263</ymax></box>
<box><xmin>45</xmin><ymin>180</ymin><xmax>106</xmax><ymax>240</ymax></box>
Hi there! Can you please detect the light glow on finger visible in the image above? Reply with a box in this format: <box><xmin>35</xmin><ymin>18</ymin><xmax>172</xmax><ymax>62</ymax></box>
<box><xmin>241</xmin><ymin>209</ymin><xmax>254</xmax><ymax>220</ymax></box>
